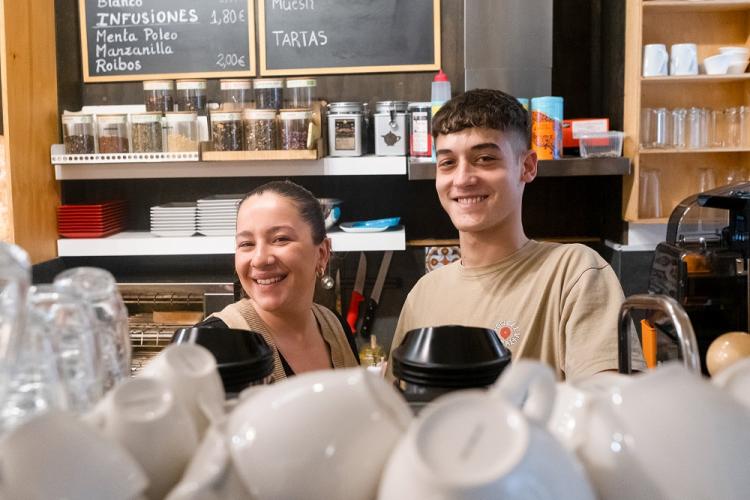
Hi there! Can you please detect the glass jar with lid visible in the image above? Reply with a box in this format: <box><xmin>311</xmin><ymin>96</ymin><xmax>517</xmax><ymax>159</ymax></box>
<box><xmin>96</xmin><ymin>114</ymin><xmax>129</xmax><ymax>154</ymax></box>
<box><xmin>279</xmin><ymin>109</ymin><xmax>312</xmax><ymax>150</ymax></box>
<box><xmin>165</xmin><ymin>111</ymin><xmax>199</xmax><ymax>152</ymax></box>
<box><xmin>327</xmin><ymin>102</ymin><xmax>364</xmax><ymax>157</ymax></box>
<box><xmin>210</xmin><ymin>110</ymin><xmax>243</xmax><ymax>151</ymax></box>
<box><xmin>285</xmin><ymin>77</ymin><xmax>316</xmax><ymax>108</ymax></box>
<box><xmin>374</xmin><ymin>101</ymin><xmax>409</xmax><ymax>156</ymax></box>
<box><xmin>220</xmin><ymin>79</ymin><xmax>252</xmax><ymax>110</ymax></box>
<box><xmin>253</xmin><ymin>78</ymin><xmax>284</xmax><ymax>110</ymax></box>
<box><xmin>243</xmin><ymin>109</ymin><xmax>278</xmax><ymax>151</ymax></box>
<box><xmin>62</xmin><ymin>114</ymin><xmax>96</xmax><ymax>154</ymax></box>
<box><xmin>130</xmin><ymin>112</ymin><xmax>163</xmax><ymax>153</ymax></box>
<box><xmin>175</xmin><ymin>79</ymin><xmax>207</xmax><ymax>115</ymax></box>
<box><xmin>143</xmin><ymin>80</ymin><xmax>174</xmax><ymax>113</ymax></box>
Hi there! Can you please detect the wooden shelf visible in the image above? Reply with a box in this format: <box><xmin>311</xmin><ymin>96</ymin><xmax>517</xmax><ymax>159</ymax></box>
<box><xmin>407</xmin><ymin>157</ymin><xmax>630</xmax><ymax>180</ymax></box>
<box><xmin>53</xmin><ymin>155</ymin><xmax>407</xmax><ymax>180</ymax></box>
<box><xmin>57</xmin><ymin>227</ymin><xmax>406</xmax><ymax>257</ymax></box>
<box><xmin>642</xmin><ymin>74</ymin><xmax>750</xmax><ymax>84</ymax></box>
<box><xmin>643</xmin><ymin>1</ymin><xmax>750</xmax><ymax>13</ymax></box>
<box><xmin>640</xmin><ymin>147</ymin><xmax>750</xmax><ymax>154</ymax></box>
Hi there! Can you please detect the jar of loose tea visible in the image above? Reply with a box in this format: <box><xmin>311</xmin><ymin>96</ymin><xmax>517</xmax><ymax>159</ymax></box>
<box><xmin>210</xmin><ymin>110</ymin><xmax>243</xmax><ymax>151</ymax></box>
<box><xmin>327</xmin><ymin>102</ymin><xmax>364</xmax><ymax>157</ymax></box>
<box><xmin>165</xmin><ymin>111</ymin><xmax>199</xmax><ymax>152</ymax></box>
<box><xmin>374</xmin><ymin>101</ymin><xmax>409</xmax><ymax>156</ymax></box>
<box><xmin>285</xmin><ymin>77</ymin><xmax>316</xmax><ymax>108</ymax></box>
<box><xmin>242</xmin><ymin>109</ymin><xmax>278</xmax><ymax>151</ymax></box>
<box><xmin>130</xmin><ymin>112</ymin><xmax>163</xmax><ymax>153</ymax></box>
<box><xmin>62</xmin><ymin>114</ymin><xmax>96</xmax><ymax>154</ymax></box>
<box><xmin>220</xmin><ymin>79</ymin><xmax>252</xmax><ymax>110</ymax></box>
<box><xmin>143</xmin><ymin>80</ymin><xmax>174</xmax><ymax>113</ymax></box>
<box><xmin>175</xmin><ymin>79</ymin><xmax>207</xmax><ymax>115</ymax></box>
<box><xmin>96</xmin><ymin>114</ymin><xmax>129</xmax><ymax>154</ymax></box>
<box><xmin>279</xmin><ymin>109</ymin><xmax>312</xmax><ymax>150</ymax></box>
<box><xmin>253</xmin><ymin>78</ymin><xmax>284</xmax><ymax>110</ymax></box>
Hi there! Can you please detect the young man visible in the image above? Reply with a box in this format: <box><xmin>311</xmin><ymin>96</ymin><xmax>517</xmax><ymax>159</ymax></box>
<box><xmin>389</xmin><ymin>89</ymin><xmax>643</xmax><ymax>380</ymax></box>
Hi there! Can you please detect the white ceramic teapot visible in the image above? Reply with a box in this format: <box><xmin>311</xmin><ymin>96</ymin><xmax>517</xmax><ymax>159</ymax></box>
<box><xmin>712</xmin><ymin>356</ymin><xmax>750</xmax><ymax>410</ymax></box>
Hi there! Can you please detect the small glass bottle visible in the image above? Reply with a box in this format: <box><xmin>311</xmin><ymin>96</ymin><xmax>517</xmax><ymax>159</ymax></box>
<box><xmin>285</xmin><ymin>77</ymin><xmax>316</xmax><ymax>108</ymax></box>
<box><xmin>96</xmin><ymin>114</ymin><xmax>129</xmax><ymax>154</ymax></box>
<box><xmin>253</xmin><ymin>78</ymin><xmax>284</xmax><ymax>110</ymax></box>
<box><xmin>165</xmin><ymin>111</ymin><xmax>199</xmax><ymax>152</ymax></box>
<box><xmin>175</xmin><ymin>79</ymin><xmax>208</xmax><ymax>115</ymax></box>
<box><xmin>242</xmin><ymin>108</ymin><xmax>278</xmax><ymax>150</ymax></box>
<box><xmin>143</xmin><ymin>80</ymin><xmax>174</xmax><ymax>113</ymax></box>
<box><xmin>358</xmin><ymin>335</ymin><xmax>386</xmax><ymax>376</ymax></box>
<box><xmin>130</xmin><ymin>112</ymin><xmax>163</xmax><ymax>153</ymax></box>
<box><xmin>62</xmin><ymin>114</ymin><xmax>96</xmax><ymax>154</ymax></box>
<box><xmin>210</xmin><ymin>110</ymin><xmax>243</xmax><ymax>151</ymax></box>
<box><xmin>279</xmin><ymin>109</ymin><xmax>311</xmax><ymax>150</ymax></box>
<box><xmin>220</xmin><ymin>79</ymin><xmax>252</xmax><ymax>110</ymax></box>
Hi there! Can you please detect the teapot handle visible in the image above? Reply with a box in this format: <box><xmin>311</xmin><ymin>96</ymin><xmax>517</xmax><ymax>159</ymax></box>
<box><xmin>490</xmin><ymin>360</ymin><xmax>556</xmax><ymax>426</ymax></box>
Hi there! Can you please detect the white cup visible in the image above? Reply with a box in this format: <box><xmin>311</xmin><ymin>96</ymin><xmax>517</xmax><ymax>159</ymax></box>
<box><xmin>670</xmin><ymin>43</ymin><xmax>698</xmax><ymax>75</ymax></box>
<box><xmin>643</xmin><ymin>44</ymin><xmax>669</xmax><ymax>76</ymax></box>
<box><xmin>0</xmin><ymin>410</ymin><xmax>148</xmax><ymax>500</ymax></box>
<box><xmin>712</xmin><ymin>357</ymin><xmax>750</xmax><ymax>410</ymax></box>
<box><xmin>140</xmin><ymin>343</ymin><xmax>225</xmax><ymax>437</ymax></box>
<box><xmin>85</xmin><ymin>377</ymin><xmax>200</xmax><ymax>500</ymax></box>
<box><xmin>165</xmin><ymin>424</ymin><xmax>251</xmax><ymax>500</ymax></box>
<box><xmin>227</xmin><ymin>368</ymin><xmax>412</xmax><ymax>500</ymax></box>
<box><xmin>379</xmin><ymin>361</ymin><xmax>595</xmax><ymax>500</ymax></box>
<box><xmin>703</xmin><ymin>53</ymin><xmax>733</xmax><ymax>75</ymax></box>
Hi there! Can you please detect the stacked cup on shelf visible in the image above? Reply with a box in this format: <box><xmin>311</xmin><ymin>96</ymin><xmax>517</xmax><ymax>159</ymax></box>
<box><xmin>643</xmin><ymin>43</ymin><xmax>749</xmax><ymax>77</ymax></box>
<box><xmin>640</xmin><ymin>106</ymin><xmax>750</xmax><ymax>150</ymax></box>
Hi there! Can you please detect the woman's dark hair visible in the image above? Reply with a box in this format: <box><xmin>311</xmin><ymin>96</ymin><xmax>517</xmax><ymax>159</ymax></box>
<box><xmin>238</xmin><ymin>180</ymin><xmax>326</xmax><ymax>244</ymax></box>
<box><xmin>432</xmin><ymin>88</ymin><xmax>530</xmax><ymax>157</ymax></box>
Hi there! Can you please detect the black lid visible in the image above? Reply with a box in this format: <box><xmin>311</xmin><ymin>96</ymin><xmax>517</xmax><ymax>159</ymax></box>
<box><xmin>391</xmin><ymin>325</ymin><xmax>511</xmax><ymax>388</ymax></box>
<box><xmin>172</xmin><ymin>326</ymin><xmax>274</xmax><ymax>383</ymax></box>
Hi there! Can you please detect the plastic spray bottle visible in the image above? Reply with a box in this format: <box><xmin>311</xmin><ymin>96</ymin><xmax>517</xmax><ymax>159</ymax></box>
<box><xmin>431</xmin><ymin>69</ymin><xmax>451</xmax><ymax>160</ymax></box>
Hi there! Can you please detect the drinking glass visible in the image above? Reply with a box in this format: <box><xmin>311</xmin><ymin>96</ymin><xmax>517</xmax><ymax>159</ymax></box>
<box><xmin>0</xmin><ymin>242</ymin><xmax>30</xmax><ymax>361</ymax></box>
<box><xmin>672</xmin><ymin>108</ymin><xmax>687</xmax><ymax>149</ymax></box>
<box><xmin>54</xmin><ymin>267</ymin><xmax>131</xmax><ymax>390</ymax></box>
<box><xmin>652</xmin><ymin>107</ymin><xmax>671</xmax><ymax>148</ymax></box>
<box><xmin>725</xmin><ymin>107</ymin><xmax>742</xmax><ymax>148</ymax></box>
<box><xmin>741</xmin><ymin>106</ymin><xmax>750</xmax><ymax>147</ymax></box>
<box><xmin>686</xmin><ymin>107</ymin><xmax>705</xmax><ymax>149</ymax></box>
<box><xmin>697</xmin><ymin>167</ymin><xmax>717</xmax><ymax>193</ymax></box>
<box><xmin>27</xmin><ymin>285</ymin><xmax>102</xmax><ymax>414</ymax></box>
<box><xmin>640</xmin><ymin>108</ymin><xmax>653</xmax><ymax>148</ymax></box>
<box><xmin>639</xmin><ymin>168</ymin><xmax>663</xmax><ymax>219</ymax></box>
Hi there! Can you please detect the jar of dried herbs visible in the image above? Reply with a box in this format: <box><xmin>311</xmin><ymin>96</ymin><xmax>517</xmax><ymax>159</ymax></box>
<box><xmin>253</xmin><ymin>78</ymin><xmax>284</xmax><ymax>110</ymax></box>
<box><xmin>165</xmin><ymin>111</ymin><xmax>199</xmax><ymax>152</ymax></box>
<box><xmin>220</xmin><ymin>79</ymin><xmax>252</xmax><ymax>110</ymax></box>
<box><xmin>242</xmin><ymin>109</ymin><xmax>278</xmax><ymax>150</ymax></box>
<box><xmin>210</xmin><ymin>110</ymin><xmax>243</xmax><ymax>151</ymax></box>
<box><xmin>279</xmin><ymin>109</ymin><xmax>312</xmax><ymax>150</ymax></box>
<box><xmin>96</xmin><ymin>114</ymin><xmax>129</xmax><ymax>153</ymax></box>
<box><xmin>130</xmin><ymin>112</ymin><xmax>163</xmax><ymax>153</ymax></box>
<box><xmin>327</xmin><ymin>102</ymin><xmax>364</xmax><ymax>157</ymax></box>
<box><xmin>143</xmin><ymin>80</ymin><xmax>174</xmax><ymax>113</ymax></box>
<box><xmin>62</xmin><ymin>114</ymin><xmax>96</xmax><ymax>154</ymax></box>
<box><xmin>175</xmin><ymin>79</ymin><xmax>207</xmax><ymax>115</ymax></box>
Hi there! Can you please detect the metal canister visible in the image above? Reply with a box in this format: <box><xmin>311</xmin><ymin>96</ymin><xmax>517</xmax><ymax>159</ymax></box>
<box><xmin>327</xmin><ymin>102</ymin><xmax>365</xmax><ymax>157</ymax></box>
<box><xmin>408</xmin><ymin>102</ymin><xmax>432</xmax><ymax>157</ymax></box>
<box><xmin>374</xmin><ymin>101</ymin><xmax>409</xmax><ymax>156</ymax></box>
<box><xmin>530</xmin><ymin>96</ymin><xmax>563</xmax><ymax>160</ymax></box>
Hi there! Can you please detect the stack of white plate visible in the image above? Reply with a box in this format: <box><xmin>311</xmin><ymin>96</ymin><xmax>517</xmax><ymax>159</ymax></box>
<box><xmin>150</xmin><ymin>202</ymin><xmax>197</xmax><ymax>237</ymax></box>
<box><xmin>196</xmin><ymin>194</ymin><xmax>242</xmax><ymax>236</ymax></box>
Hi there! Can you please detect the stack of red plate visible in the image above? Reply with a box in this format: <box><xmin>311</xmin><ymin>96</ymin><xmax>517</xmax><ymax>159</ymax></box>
<box><xmin>57</xmin><ymin>200</ymin><xmax>127</xmax><ymax>238</ymax></box>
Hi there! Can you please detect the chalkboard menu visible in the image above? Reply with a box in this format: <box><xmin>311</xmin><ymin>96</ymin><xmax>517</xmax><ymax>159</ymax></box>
<box><xmin>80</xmin><ymin>0</ymin><xmax>256</xmax><ymax>82</ymax></box>
<box><xmin>258</xmin><ymin>0</ymin><xmax>440</xmax><ymax>76</ymax></box>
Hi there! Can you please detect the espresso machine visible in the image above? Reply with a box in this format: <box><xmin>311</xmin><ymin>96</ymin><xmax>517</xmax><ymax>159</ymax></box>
<box><xmin>649</xmin><ymin>182</ymin><xmax>750</xmax><ymax>372</ymax></box>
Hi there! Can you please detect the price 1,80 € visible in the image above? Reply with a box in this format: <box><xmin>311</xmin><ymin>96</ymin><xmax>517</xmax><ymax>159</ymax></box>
<box><xmin>209</xmin><ymin>9</ymin><xmax>246</xmax><ymax>26</ymax></box>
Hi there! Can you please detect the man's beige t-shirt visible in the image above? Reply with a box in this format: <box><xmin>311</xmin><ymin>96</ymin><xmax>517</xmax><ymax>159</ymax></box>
<box><xmin>389</xmin><ymin>240</ymin><xmax>644</xmax><ymax>380</ymax></box>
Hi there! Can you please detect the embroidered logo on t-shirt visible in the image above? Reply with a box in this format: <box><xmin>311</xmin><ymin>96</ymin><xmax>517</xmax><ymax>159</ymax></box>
<box><xmin>494</xmin><ymin>320</ymin><xmax>521</xmax><ymax>348</ymax></box>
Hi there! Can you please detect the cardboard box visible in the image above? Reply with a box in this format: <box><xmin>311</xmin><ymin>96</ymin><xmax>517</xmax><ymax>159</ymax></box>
<box><xmin>563</xmin><ymin>118</ymin><xmax>609</xmax><ymax>148</ymax></box>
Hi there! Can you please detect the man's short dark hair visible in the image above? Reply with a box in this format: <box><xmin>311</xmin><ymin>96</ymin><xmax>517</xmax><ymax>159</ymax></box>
<box><xmin>432</xmin><ymin>89</ymin><xmax>530</xmax><ymax>155</ymax></box>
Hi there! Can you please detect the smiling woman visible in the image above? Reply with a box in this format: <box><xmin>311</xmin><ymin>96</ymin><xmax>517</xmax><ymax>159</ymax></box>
<box><xmin>194</xmin><ymin>181</ymin><xmax>359</xmax><ymax>381</ymax></box>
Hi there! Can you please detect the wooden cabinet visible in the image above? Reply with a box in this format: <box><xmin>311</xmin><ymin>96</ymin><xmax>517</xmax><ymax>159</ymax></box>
<box><xmin>0</xmin><ymin>1</ymin><xmax>60</xmax><ymax>263</ymax></box>
<box><xmin>623</xmin><ymin>0</ymin><xmax>750</xmax><ymax>222</ymax></box>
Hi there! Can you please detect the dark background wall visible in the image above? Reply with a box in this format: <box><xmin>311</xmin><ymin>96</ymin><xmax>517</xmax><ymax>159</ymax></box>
<box><xmin>49</xmin><ymin>0</ymin><xmax>629</xmax><ymax>348</ymax></box>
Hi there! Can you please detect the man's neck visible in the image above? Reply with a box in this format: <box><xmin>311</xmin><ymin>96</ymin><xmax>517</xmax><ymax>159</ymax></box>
<box><xmin>458</xmin><ymin>226</ymin><xmax>529</xmax><ymax>268</ymax></box>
